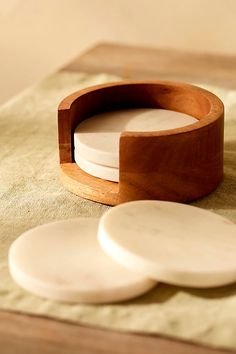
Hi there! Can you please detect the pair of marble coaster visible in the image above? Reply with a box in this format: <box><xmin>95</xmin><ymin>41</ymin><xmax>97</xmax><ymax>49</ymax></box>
<box><xmin>74</xmin><ymin>108</ymin><xmax>198</xmax><ymax>181</ymax></box>
<box><xmin>8</xmin><ymin>201</ymin><xmax>236</xmax><ymax>304</ymax></box>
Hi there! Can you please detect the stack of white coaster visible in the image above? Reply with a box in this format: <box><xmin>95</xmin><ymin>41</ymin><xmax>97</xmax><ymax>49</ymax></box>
<box><xmin>74</xmin><ymin>108</ymin><xmax>198</xmax><ymax>182</ymax></box>
<box><xmin>9</xmin><ymin>201</ymin><xmax>236</xmax><ymax>304</ymax></box>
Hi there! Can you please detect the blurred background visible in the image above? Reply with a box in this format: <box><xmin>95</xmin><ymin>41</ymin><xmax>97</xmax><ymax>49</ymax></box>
<box><xmin>0</xmin><ymin>0</ymin><xmax>235</xmax><ymax>104</ymax></box>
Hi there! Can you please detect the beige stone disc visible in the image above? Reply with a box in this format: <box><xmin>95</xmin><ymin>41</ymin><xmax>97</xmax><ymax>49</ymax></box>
<box><xmin>8</xmin><ymin>218</ymin><xmax>156</xmax><ymax>303</ymax></box>
<box><xmin>98</xmin><ymin>201</ymin><xmax>236</xmax><ymax>288</ymax></box>
<box><xmin>74</xmin><ymin>149</ymin><xmax>119</xmax><ymax>182</ymax></box>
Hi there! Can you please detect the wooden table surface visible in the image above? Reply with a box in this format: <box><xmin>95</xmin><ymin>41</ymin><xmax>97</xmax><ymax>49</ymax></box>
<box><xmin>1</xmin><ymin>42</ymin><xmax>236</xmax><ymax>354</ymax></box>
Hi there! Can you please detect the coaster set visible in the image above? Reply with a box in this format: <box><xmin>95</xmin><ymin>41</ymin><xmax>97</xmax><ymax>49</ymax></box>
<box><xmin>58</xmin><ymin>80</ymin><xmax>224</xmax><ymax>205</ymax></box>
<box><xmin>8</xmin><ymin>81</ymin><xmax>228</xmax><ymax>304</ymax></box>
<box><xmin>9</xmin><ymin>201</ymin><xmax>236</xmax><ymax>304</ymax></box>
<box><xmin>73</xmin><ymin>108</ymin><xmax>198</xmax><ymax>182</ymax></box>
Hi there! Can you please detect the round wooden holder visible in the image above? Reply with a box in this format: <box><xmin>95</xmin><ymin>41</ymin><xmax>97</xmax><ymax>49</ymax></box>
<box><xmin>58</xmin><ymin>80</ymin><xmax>224</xmax><ymax>205</ymax></box>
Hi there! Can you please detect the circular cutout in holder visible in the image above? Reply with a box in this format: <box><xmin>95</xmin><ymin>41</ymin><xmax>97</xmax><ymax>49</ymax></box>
<box><xmin>74</xmin><ymin>108</ymin><xmax>197</xmax><ymax>168</ymax></box>
<box><xmin>9</xmin><ymin>218</ymin><xmax>156</xmax><ymax>303</ymax></box>
<box><xmin>98</xmin><ymin>201</ymin><xmax>236</xmax><ymax>288</ymax></box>
<box><xmin>74</xmin><ymin>149</ymin><xmax>119</xmax><ymax>182</ymax></box>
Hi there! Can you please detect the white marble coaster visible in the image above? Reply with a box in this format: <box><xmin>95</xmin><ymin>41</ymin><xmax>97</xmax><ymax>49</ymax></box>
<box><xmin>74</xmin><ymin>108</ymin><xmax>198</xmax><ymax>168</ymax></box>
<box><xmin>8</xmin><ymin>218</ymin><xmax>156</xmax><ymax>303</ymax></box>
<box><xmin>74</xmin><ymin>149</ymin><xmax>119</xmax><ymax>182</ymax></box>
<box><xmin>98</xmin><ymin>201</ymin><xmax>236</xmax><ymax>288</ymax></box>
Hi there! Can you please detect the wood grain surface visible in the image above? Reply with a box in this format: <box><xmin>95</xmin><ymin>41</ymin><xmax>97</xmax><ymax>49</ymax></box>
<box><xmin>66</xmin><ymin>42</ymin><xmax>236</xmax><ymax>89</ymax></box>
<box><xmin>2</xmin><ymin>42</ymin><xmax>236</xmax><ymax>354</ymax></box>
<box><xmin>0</xmin><ymin>311</ymin><xmax>234</xmax><ymax>354</ymax></box>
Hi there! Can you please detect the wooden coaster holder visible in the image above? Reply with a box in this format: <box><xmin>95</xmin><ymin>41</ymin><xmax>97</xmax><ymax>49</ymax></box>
<box><xmin>58</xmin><ymin>80</ymin><xmax>224</xmax><ymax>205</ymax></box>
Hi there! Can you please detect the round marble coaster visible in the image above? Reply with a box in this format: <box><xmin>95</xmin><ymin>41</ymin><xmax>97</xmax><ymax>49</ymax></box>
<box><xmin>98</xmin><ymin>201</ymin><xmax>236</xmax><ymax>288</ymax></box>
<box><xmin>8</xmin><ymin>218</ymin><xmax>156</xmax><ymax>303</ymax></box>
<box><xmin>74</xmin><ymin>149</ymin><xmax>119</xmax><ymax>182</ymax></box>
<box><xmin>74</xmin><ymin>108</ymin><xmax>198</xmax><ymax>168</ymax></box>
